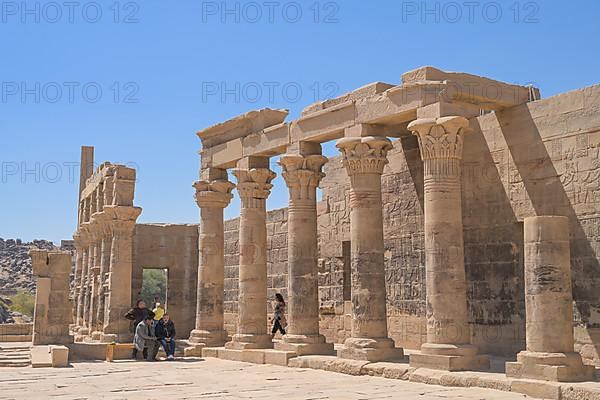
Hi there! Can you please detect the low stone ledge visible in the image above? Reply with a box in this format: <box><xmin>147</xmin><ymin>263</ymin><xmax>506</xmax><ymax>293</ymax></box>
<box><xmin>287</xmin><ymin>355</ymin><xmax>334</xmax><ymax>370</ymax></box>
<box><xmin>323</xmin><ymin>359</ymin><xmax>370</xmax><ymax>376</ymax></box>
<box><xmin>511</xmin><ymin>379</ymin><xmax>562</xmax><ymax>400</ymax></box>
<box><xmin>561</xmin><ymin>383</ymin><xmax>600</xmax><ymax>400</ymax></box>
<box><xmin>283</xmin><ymin>355</ymin><xmax>600</xmax><ymax>400</ymax></box>
<box><xmin>363</xmin><ymin>362</ymin><xmax>413</xmax><ymax>380</ymax></box>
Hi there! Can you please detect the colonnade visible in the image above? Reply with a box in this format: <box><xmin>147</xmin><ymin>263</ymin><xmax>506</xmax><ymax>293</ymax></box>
<box><xmin>189</xmin><ymin>117</ymin><xmax>490</xmax><ymax>365</ymax></box>
<box><xmin>72</xmin><ymin>163</ymin><xmax>141</xmax><ymax>343</ymax></box>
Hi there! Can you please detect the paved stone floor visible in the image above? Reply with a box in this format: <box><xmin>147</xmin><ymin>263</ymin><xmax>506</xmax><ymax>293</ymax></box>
<box><xmin>0</xmin><ymin>358</ymin><xmax>533</xmax><ymax>400</ymax></box>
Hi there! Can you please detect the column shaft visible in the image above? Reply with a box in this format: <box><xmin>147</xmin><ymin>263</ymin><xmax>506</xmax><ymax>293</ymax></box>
<box><xmin>275</xmin><ymin>153</ymin><xmax>334</xmax><ymax>355</ymax></box>
<box><xmin>95</xmin><ymin>236</ymin><xmax>111</xmax><ymax>333</ymax></box>
<box><xmin>101</xmin><ymin>205</ymin><xmax>141</xmax><ymax>342</ymax></box>
<box><xmin>335</xmin><ymin>135</ymin><xmax>403</xmax><ymax>362</ymax></box>
<box><xmin>524</xmin><ymin>216</ymin><xmax>574</xmax><ymax>353</ymax></box>
<box><xmin>188</xmin><ymin>177</ymin><xmax>234</xmax><ymax>347</ymax></box>
<box><xmin>76</xmin><ymin>247</ymin><xmax>88</xmax><ymax>327</ymax></box>
<box><xmin>226</xmin><ymin>164</ymin><xmax>275</xmax><ymax>350</ymax></box>
<box><xmin>409</xmin><ymin>116</ymin><xmax>489</xmax><ymax>371</ymax></box>
<box><xmin>505</xmin><ymin>216</ymin><xmax>594</xmax><ymax>381</ymax></box>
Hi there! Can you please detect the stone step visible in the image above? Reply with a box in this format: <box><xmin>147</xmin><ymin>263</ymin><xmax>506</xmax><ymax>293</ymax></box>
<box><xmin>0</xmin><ymin>347</ymin><xmax>31</xmax><ymax>351</ymax></box>
<box><xmin>0</xmin><ymin>354</ymin><xmax>30</xmax><ymax>360</ymax></box>
<box><xmin>0</xmin><ymin>361</ymin><xmax>30</xmax><ymax>367</ymax></box>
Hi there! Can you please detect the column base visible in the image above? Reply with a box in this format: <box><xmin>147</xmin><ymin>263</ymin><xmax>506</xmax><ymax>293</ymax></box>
<box><xmin>90</xmin><ymin>331</ymin><xmax>102</xmax><ymax>341</ymax></box>
<box><xmin>337</xmin><ymin>337</ymin><xmax>404</xmax><ymax>362</ymax></box>
<box><xmin>506</xmin><ymin>351</ymin><xmax>595</xmax><ymax>382</ymax></box>
<box><xmin>274</xmin><ymin>334</ymin><xmax>334</xmax><ymax>356</ymax></box>
<box><xmin>184</xmin><ymin>343</ymin><xmax>206</xmax><ymax>357</ymax></box>
<box><xmin>225</xmin><ymin>334</ymin><xmax>273</xmax><ymax>350</ymax></box>
<box><xmin>188</xmin><ymin>329</ymin><xmax>229</xmax><ymax>347</ymax></box>
<box><xmin>409</xmin><ymin>343</ymin><xmax>490</xmax><ymax>371</ymax></box>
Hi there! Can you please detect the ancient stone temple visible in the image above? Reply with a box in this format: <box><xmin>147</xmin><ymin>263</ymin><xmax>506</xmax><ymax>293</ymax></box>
<box><xmin>67</xmin><ymin>66</ymin><xmax>600</xmax><ymax>379</ymax></box>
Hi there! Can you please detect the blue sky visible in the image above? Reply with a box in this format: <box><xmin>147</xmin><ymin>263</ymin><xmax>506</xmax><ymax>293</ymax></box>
<box><xmin>1</xmin><ymin>1</ymin><xmax>599</xmax><ymax>243</ymax></box>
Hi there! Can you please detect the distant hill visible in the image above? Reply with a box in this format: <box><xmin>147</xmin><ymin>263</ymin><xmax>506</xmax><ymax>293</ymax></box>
<box><xmin>0</xmin><ymin>238</ymin><xmax>59</xmax><ymax>295</ymax></box>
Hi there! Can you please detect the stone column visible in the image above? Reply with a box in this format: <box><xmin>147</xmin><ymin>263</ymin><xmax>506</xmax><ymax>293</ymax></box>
<box><xmin>72</xmin><ymin>233</ymin><xmax>84</xmax><ymax>326</ymax></box>
<box><xmin>30</xmin><ymin>249</ymin><xmax>74</xmax><ymax>345</ymax></box>
<box><xmin>92</xmin><ymin>213</ymin><xmax>111</xmax><ymax>337</ymax></box>
<box><xmin>506</xmin><ymin>216</ymin><xmax>594</xmax><ymax>382</ymax></box>
<box><xmin>226</xmin><ymin>157</ymin><xmax>275</xmax><ymax>350</ymax></box>
<box><xmin>335</xmin><ymin>134</ymin><xmax>404</xmax><ymax>362</ymax></box>
<box><xmin>274</xmin><ymin>146</ymin><xmax>334</xmax><ymax>355</ymax></box>
<box><xmin>79</xmin><ymin>223</ymin><xmax>93</xmax><ymax>336</ymax></box>
<box><xmin>408</xmin><ymin>116</ymin><xmax>488</xmax><ymax>371</ymax></box>
<box><xmin>188</xmin><ymin>170</ymin><xmax>235</xmax><ymax>350</ymax></box>
<box><xmin>101</xmin><ymin>205</ymin><xmax>142</xmax><ymax>343</ymax></box>
<box><xmin>82</xmin><ymin>238</ymin><xmax>98</xmax><ymax>334</ymax></box>
<box><xmin>75</xmin><ymin>244</ymin><xmax>88</xmax><ymax>328</ymax></box>
<box><xmin>87</xmin><ymin>225</ymin><xmax>101</xmax><ymax>334</ymax></box>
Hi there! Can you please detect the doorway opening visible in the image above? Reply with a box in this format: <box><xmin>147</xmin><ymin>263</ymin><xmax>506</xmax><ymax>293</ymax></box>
<box><xmin>141</xmin><ymin>268</ymin><xmax>168</xmax><ymax>310</ymax></box>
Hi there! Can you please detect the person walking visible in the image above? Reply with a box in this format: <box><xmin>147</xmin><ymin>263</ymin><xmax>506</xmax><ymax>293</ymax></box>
<box><xmin>156</xmin><ymin>313</ymin><xmax>177</xmax><ymax>361</ymax></box>
<box><xmin>133</xmin><ymin>316</ymin><xmax>158</xmax><ymax>361</ymax></box>
<box><xmin>271</xmin><ymin>293</ymin><xmax>286</xmax><ymax>339</ymax></box>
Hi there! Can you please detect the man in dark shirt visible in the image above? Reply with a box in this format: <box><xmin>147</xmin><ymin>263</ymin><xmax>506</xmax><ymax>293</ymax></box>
<box><xmin>155</xmin><ymin>313</ymin><xmax>177</xmax><ymax>360</ymax></box>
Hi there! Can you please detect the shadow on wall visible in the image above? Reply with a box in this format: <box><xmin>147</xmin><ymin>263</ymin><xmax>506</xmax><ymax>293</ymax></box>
<box><xmin>496</xmin><ymin>104</ymin><xmax>600</xmax><ymax>365</ymax></box>
<box><xmin>464</xmin><ymin>118</ymin><xmax>525</xmax><ymax>357</ymax></box>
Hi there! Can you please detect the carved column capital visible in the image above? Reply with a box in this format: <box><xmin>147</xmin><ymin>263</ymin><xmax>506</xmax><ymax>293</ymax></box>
<box><xmin>232</xmin><ymin>168</ymin><xmax>276</xmax><ymax>208</ymax></box>
<box><xmin>103</xmin><ymin>205</ymin><xmax>142</xmax><ymax>238</ymax></box>
<box><xmin>279</xmin><ymin>154</ymin><xmax>327</xmax><ymax>202</ymax></box>
<box><xmin>408</xmin><ymin>116</ymin><xmax>470</xmax><ymax>182</ymax></box>
<box><xmin>408</xmin><ymin>116</ymin><xmax>469</xmax><ymax>160</ymax></box>
<box><xmin>336</xmin><ymin>136</ymin><xmax>392</xmax><ymax>176</ymax></box>
<box><xmin>193</xmin><ymin>179</ymin><xmax>235</xmax><ymax>209</ymax></box>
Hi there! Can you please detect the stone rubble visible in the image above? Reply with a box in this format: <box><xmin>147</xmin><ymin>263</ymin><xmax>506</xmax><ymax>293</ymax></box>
<box><xmin>0</xmin><ymin>238</ymin><xmax>58</xmax><ymax>295</ymax></box>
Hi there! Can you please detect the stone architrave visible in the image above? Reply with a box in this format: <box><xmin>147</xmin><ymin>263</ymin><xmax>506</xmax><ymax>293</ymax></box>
<box><xmin>101</xmin><ymin>205</ymin><xmax>142</xmax><ymax>343</ymax></box>
<box><xmin>30</xmin><ymin>249</ymin><xmax>74</xmax><ymax>346</ymax></box>
<box><xmin>274</xmin><ymin>149</ymin><xmax>334</xmax><ymax>355</ymax></box>
<box><xmin>506</xmin><ymin>216</ymin><xmax>595</xmax><ymax>382</ymax></box>
<box><xmin>226</xmin><ymin>158</ymin><xmax>276</xmax><ymax>350</ymax></box>
<box><xmin>188</xmin><ymin>171</ymin><xmax>235</xmax><ymax>350</ymax></box>
<box><xmin>408</xmin><ymin>116</ymin><xmax>489</xmax><ymax>371</ymax></box>
<box><xmin>335</xmin><ymin>135</ymin><xmax>404</xmax><ymax>362</ymax></box>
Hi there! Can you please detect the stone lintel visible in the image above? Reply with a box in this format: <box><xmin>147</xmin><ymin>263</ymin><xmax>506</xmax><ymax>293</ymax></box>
<box><xmin>236</xmin><ymin>156</ymin><xmax>270</xmax><ymax>170</ymax></box>
<box><xmin>416</xmin><ymin>101</ymin><xmax>482</xmax><ymax>119</ymax></box>
<box><xmin>402</xmin><ymin>66</ymin><xmax>540</xmax><ymax>109</ymax></box>
<box><xmin>197</xmin><ymin>108</ymin><xmax>289</xmax><ymax>149</ymax></box>
<box><xmin>203</xmin><ymin>123</ymin><xmax>291</xmax><ymax>169</ymax></box>
<box><xmin>285</xmin><ymin>141</ymin><xmax>322</xmax><ymax>156</ymax></box>
<box><xmin>302</xmin><ymin>81</ymin><xmax>395</xmax><ymax>116</ymax></box>
<box><xmin>243</xmin><ymin>123</ymin><xmax>290</xmax><ymax>157</ymax></box>
<box><xmin>344</xmin><ymin>123</ymin><xmax>385</xmax><ymax>138</ymax></box>
<box><xmin>200</xmin><ymin>167</ymin><xmax>228</xmax><ymax>182</ymax></box>
<box><xmin>198</xmin><ymin>67</ymin><xmax>540</xmax><ymax>169</ymax></box>
<box><xmin>291</xmin><ymin>100</ymin><xmax>356</xmax><ymax>145</ymax></box>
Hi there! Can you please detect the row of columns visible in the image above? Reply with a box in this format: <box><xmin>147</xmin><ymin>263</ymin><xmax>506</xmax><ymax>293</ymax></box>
<box><xmin>190</xmin><ymin>117</ymin><xmax>485</xmax><ymax>364</ymax></box>
<box><xmin>189</xmin><ymin>114</ymin><xmax>600</xmax><ymax>373</ymax></box>
<box><xmin>72</xmin><ymin>164</ymin><xmax>141</xmax><ymax>343</ymax></box>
